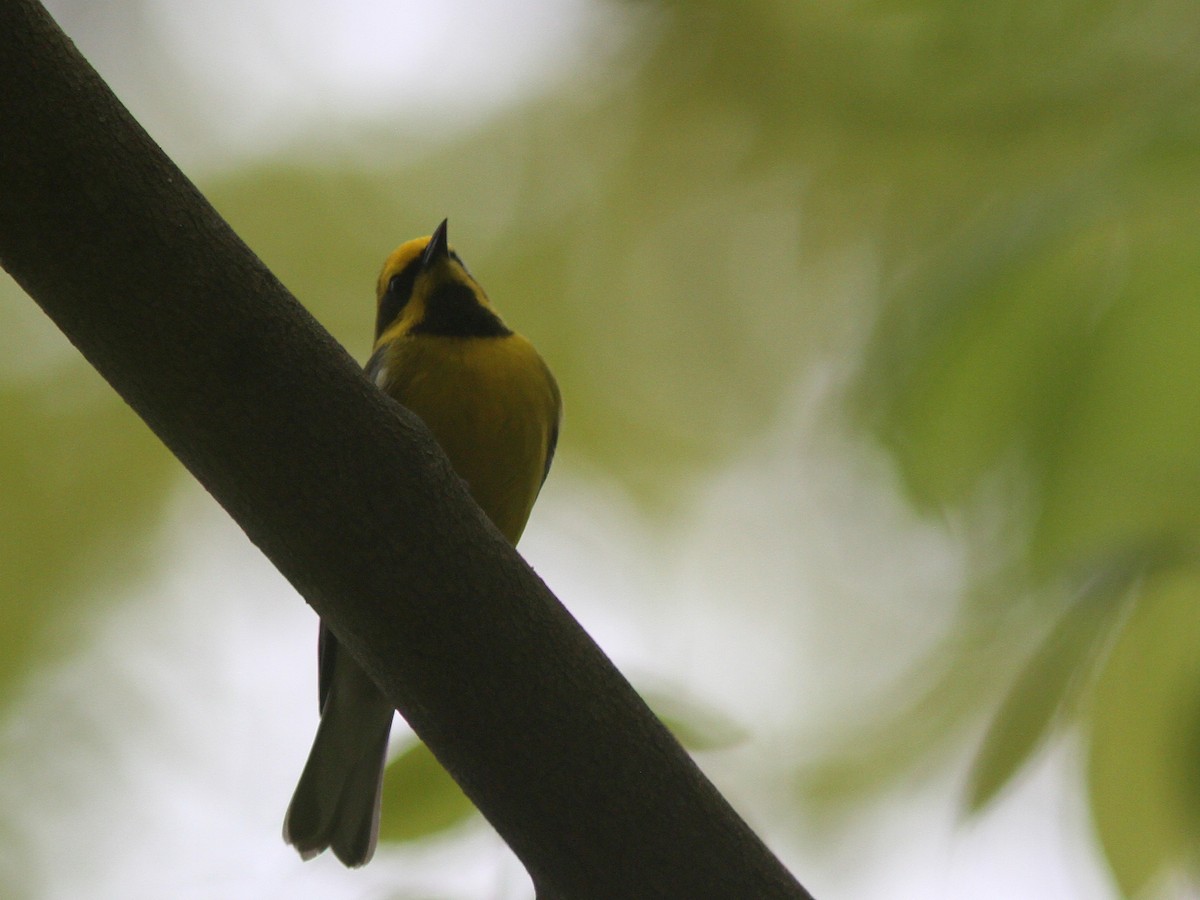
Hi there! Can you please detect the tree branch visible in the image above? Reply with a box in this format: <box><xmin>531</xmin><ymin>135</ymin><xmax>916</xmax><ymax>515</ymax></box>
<box><xmin>0</xmin><ymin>1</ymin><xmax>812</xmax><ymax>897</ymax></box>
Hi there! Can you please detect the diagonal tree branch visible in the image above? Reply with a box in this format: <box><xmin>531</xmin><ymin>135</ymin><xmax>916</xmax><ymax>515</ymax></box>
<box><xmin>0</xmin><ymin>1</ymin><xmax>812</xmax><ymax>897</ymax></box>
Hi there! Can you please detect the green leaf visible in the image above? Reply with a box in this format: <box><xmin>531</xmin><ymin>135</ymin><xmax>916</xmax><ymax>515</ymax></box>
<box><xmin>860</xmin><ymin>213</ymin><xmax>1128</xmax><ymax>513</ymax></box>
<box><xmin>377</xmin><ymin>741</ymin><xmax>478</xmax><ymax>844</ymax></box>
<box><xmin>1088</xmin><ymin>569</ymin><xmax>1200</xmax><ymax>896</ymax></box>
<box><xmin>966</xmin><ymin>574</ymin><xmax>1128</xmax><ymax>811</ymax></box>
<box><xmin>1033</xmin><ymin>217</ymin><xmax>1200</xmax><ymax>577</ymax></box>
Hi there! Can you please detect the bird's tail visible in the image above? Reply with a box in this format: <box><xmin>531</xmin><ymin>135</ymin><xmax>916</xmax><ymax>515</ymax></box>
<box><xmin>283</xmin><ymin>659</ymin><xmax>394</xmax><ymax>867</ymax></box>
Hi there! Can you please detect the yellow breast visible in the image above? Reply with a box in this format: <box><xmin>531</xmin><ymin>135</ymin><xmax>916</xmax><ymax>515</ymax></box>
<box><xmin>373</xmin><ymin>332</ymin><xmax>560</xmax><ymax>545</ymax></box>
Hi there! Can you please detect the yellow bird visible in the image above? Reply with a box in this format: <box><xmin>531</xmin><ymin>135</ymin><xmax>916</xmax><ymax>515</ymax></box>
<box><xmin>283</xmin><ymin>219</ymin><xmax>562</xmax><ymax>866</ymax></box>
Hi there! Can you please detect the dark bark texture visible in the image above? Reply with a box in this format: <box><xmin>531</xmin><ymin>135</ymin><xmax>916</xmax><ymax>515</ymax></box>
<box><xmin>0</xmin><ymin>1</ymin><xmax>813</xmax><ymax>897</ymax></box>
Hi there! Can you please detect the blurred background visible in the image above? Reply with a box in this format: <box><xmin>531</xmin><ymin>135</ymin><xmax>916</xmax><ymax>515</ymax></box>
<box><xmin>3</xmin><ymin>0</ymin><xmax>1200</xmax><ymax>896</ymax></box>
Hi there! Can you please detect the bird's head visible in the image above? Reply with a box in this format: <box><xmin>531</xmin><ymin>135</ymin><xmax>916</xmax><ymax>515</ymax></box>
<box><xmin>374</xmin><ymin>219</ymin><xmax>509</xmax><ymax>341</ymax></box>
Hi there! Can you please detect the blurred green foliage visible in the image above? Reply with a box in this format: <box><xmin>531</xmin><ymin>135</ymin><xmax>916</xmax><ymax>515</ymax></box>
<box><xmin>0</xmin><ymin>285</ymin><xmax>175</xmax><ymax>698</ymax></box>
<box><xmin>378</xmin><ymin>742</ymin><xmax>477</xmax><ymax>843</ymax></box>
<box><xmin>5</xmin><ymin>0</ymin><xmax>1200</xmax><ymax>893</ymax></box>
<box><xmin>1089</xmin><ymin>571</ymin><xmax>1200</xmax><ymax>896</ymax></box>
<box><xmin>828</xmin><ymin>2</ymin><xmax>1200</xmax><ymax>894</ymax></box>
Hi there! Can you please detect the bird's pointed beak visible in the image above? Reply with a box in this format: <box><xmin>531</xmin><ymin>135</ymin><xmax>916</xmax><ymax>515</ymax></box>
<box><xmin>421</xmin><ymin>219</ymin><xmax>450</xmax><ymax>268</ymax></box>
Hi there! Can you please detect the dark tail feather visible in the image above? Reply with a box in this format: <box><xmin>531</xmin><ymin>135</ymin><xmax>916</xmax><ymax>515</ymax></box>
<box><xmin>329</xmin><ymin>721</ymin><xmax>391</xmax><ymax>866</ymax></box>
<box><xmin>284</xmin><ymin>658</ymin><xmax>394</xmax><ymax>866</ymax></box>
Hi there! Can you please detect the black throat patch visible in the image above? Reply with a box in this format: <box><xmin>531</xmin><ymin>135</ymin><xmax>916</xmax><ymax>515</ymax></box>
<box><xmin>411</xmin><ymin>281</ymin><xmax>512</xmax><ymax>338</ymax></box>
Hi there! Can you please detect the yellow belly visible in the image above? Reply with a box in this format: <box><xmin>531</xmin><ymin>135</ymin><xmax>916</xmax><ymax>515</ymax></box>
<box><xmin>374</xmin><ymin>333</ymin><xmax>559</xmax><ymax>545</ymax></box>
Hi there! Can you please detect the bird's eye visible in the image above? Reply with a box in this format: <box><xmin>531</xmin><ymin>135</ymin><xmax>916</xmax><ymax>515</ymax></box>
<box><xmin>376</xmin><ymin>266</ymin><xmax>417</xmax><ymax>338</ymax></box>
<box><xmin>383</xmin><ymin>273</ymin><xmax>411</xmax><ymax>315</ymax></box>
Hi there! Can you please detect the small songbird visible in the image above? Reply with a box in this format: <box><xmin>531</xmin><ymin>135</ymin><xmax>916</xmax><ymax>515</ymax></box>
<box><xmin>282</xmin><ymin>219</ymin><xmax>562</xmax><ymax>866</ymax></box>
